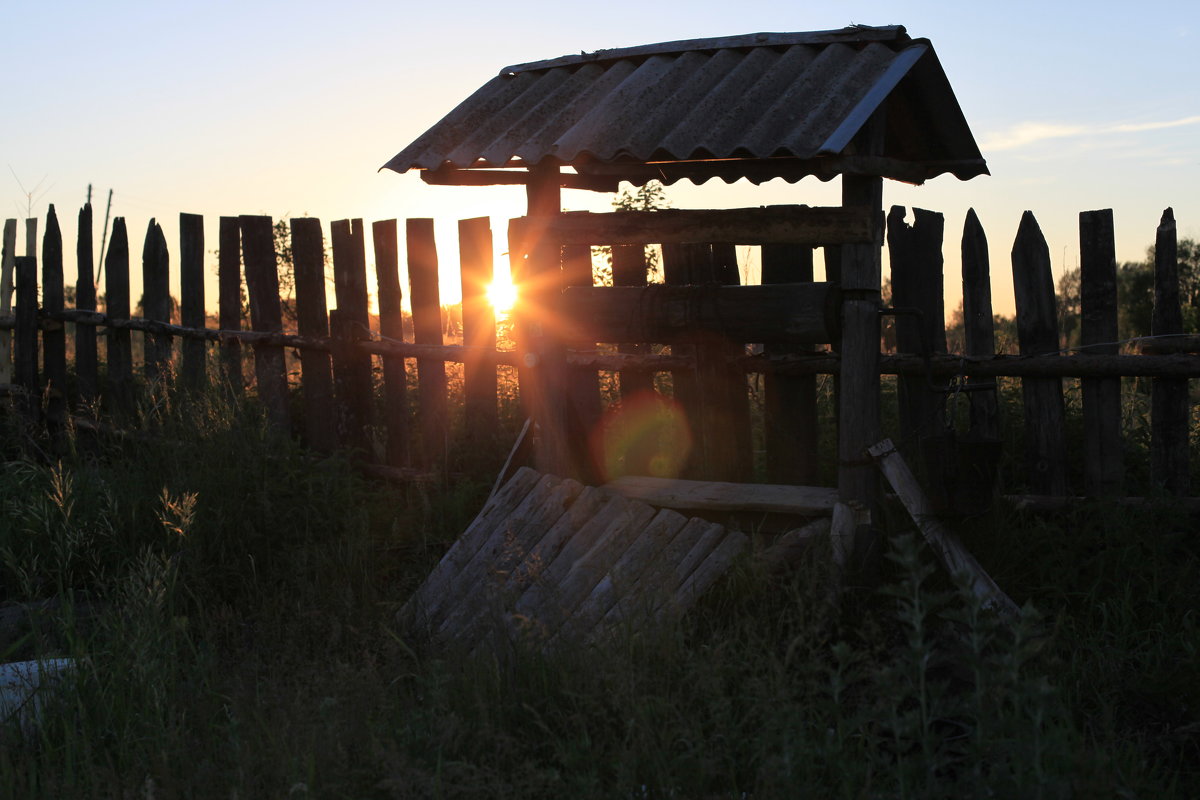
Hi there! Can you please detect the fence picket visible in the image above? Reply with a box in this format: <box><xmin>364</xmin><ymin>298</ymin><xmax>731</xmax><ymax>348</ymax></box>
<box><xmin>407</xmin><ymin>218</ymin><xmax>448</xmax><ymax>466</ymax></box>
<box><xmin>1011</xmin><ymin>211</ymin><xmax>1069</xmax><ymax>495</ymax></box>
<box><xmin>239</xmin><ymin>215</ymin><xmax>290</xmax><ymax>431</ymax></box>
<box><xmin>218</xmin><ymin>217</ymin><xmax>242</xmax><ymax>397</ymax></box>
<box><xmin>561</xmin><ymin>243</ymin><xmax>601</xmax><ymax>482</ymax></box>
<box><xmin>105</xmin><ymin>219</ymin><xmax>134</xmax><ymax>416</ymax></box>
<box><xmin>1</xmin><ymin>219</ymin><xmax>14</xmax><ymax>385</ymax></box>
<box><xmin>292</xmin><ymin>217</ymin><xmax>337</xmax><ymax>453</ymax></box>
<box><xmin>41</xmin><ymin>206</ymin><xmax>67</xmax><ymax>435</ymax></box>
<box><xmin>961</xmin><ymin>209</ymin><xmax>998</xmax><ymax>439</ymax></box>
<box><xmin>459</xmin><ymin>217</ymin><xmax>498</xmax><ymax>448</ymax></box>
<box><xmin>14</xmin><ymin>255</ymin><xmax>38</xmax><ymax>420</ymax></box>
<box><xmin>373</xmin><ymin>219</ymin><xmax>410</xmax><ymax>466</ymax></box>
<box><xmin>75</xmin><ymin>205</ymin><xmax>98</xmax><ymax>406</ymax></box>
<box><xmin>142</xmin><ymin>219</ymin><xmax>172</xmax><ymax>385</ymax></box>
<box><xmin>180</xmin><ymin>213</ymin><xmax>206</xmax><ymax>392</ymax></box>
<box><xmin>329</xmin><ymin>219</ymin><xmax>373</xmax><ymax>454</ymax></box>
<box><xmin>1079</xmin><ymin>209</ymin><xmax>1123</xmax><ymax>496</ymax></box>
<box><xmin>1151</xmin><ymin>208</ymin><xmax>1189</xmax><ymax>494</ymax></box>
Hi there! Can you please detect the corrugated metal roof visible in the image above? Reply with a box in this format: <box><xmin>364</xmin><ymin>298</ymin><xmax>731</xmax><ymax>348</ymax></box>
<box><xmin>382</xmin><ymin>26</ymin><xmax>988</xmax><ymax>187</ymax></box>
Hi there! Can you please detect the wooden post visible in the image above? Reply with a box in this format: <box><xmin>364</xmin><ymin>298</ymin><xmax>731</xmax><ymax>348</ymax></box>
<box><xmin>961</xmin><ymin>209</ymin><xmax>998</xmax><ymax>440</ymax></box>
<box><xmin>141</xmin><ymin>219</ymin><xmax>172</xmax><ymax>386</ymax></box>
<box><xmin>292</xmin><ymin>217</ymin><xmax>337</xmax><ymax>453</ymax></box>
<box><xmin>373</xmin><ymin>219</ymin><xmax>410</xmax><ymax>466</ymax></box>
<box><xmin>407</xmin><ymin>218</ymin><xmax>449</xmax><ymax>466</ymax></box>
<box><xmin>14</xmin><ymin>255</ymin><xmax>39</xmax><ymax>420</ymax></box>
<box><xmin>762</xmin><ymin>243</ymin><xmax>818</xmax><ymax>485</ymax></box>
<box><xmin>1010</xmin><ymin>211</ymin><xmax>1068</xmax><ymax>495</ymax></box>
<box><xmin>562</xmin><ymin>243</ymin><xmax>601</xmax><ymax>481</ymax></box>
<box><xmin>75</xmin><ymin>204</ymin><xmax>98</xmax><ymax>407</ymax></box>
<box><xmin>239</xmin><ymin>215</ymin><xmax>290</xmax><ymax>432</ymax></box>
<box><xmin>459</xmin><ymin>216</ymin><xmax>498</xmax><ymax>448</ymax></box>
<box><xmin>218</xmin><ymin>216</ymin><xmax>243</xmax><ymax>398</ymax></box>
<box><xmin>1</xmin><ymin>219</ymin><xmax>15</xmax><ymax>385</ymax></box>
<box><xmin>41</xmin><ymin>206</ymin><xmax>67</xmax><ymax>435</ymax></box>
<box><xmin>1150</xmin><ymin>208</ymin><xmax>1189</xmax><ymax>494</ymax></box>
<box><xmin>1079</xmin><ymin>209</ymin><xmax>1123</xmax><ymax>497</ymax></box>
<box><xmin>888</xmin><ymin>206</ymin><xmax>946</xmax><ymax>456</ymax></box>
<box><xmin>330</xmin><ymin>219</ymin><xmax>374</xmax><ymax>454</ymax></box>
<box><xmin>179</xmin><ymin>213</ymin><xmax>206</xmax><ymax>392</ymax></box>
<box><xmin>105</xmin><ymin>218</ymin><xmax>134</xmax><ymax>416</ymax></box>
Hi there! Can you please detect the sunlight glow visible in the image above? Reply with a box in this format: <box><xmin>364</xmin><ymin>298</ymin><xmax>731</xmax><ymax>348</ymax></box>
<box><xmin>486</xmin><ymin>276</ymin><xmax>519</xmax><ymax>314</ymax></box>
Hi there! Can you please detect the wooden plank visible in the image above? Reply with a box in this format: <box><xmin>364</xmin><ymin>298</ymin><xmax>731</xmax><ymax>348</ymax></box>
<box><xmin>511</xmin><ymin>206</ymin><xmax>874</xmax><ymax>247</ymax></box>
<box><xmin>761</xmin><ymin>243</ymin><xmax>818</xmax><ymax>485</ymax></box>
<box><xmin>961</xmin><ymin>208</ymin><xmax>998</xmax><ymax>439</ymax></box>
<box><xmin>239</xmin><ymin>215</ymin><xmax>290</xmax><ymax>432</ymax></box>
<box><xmin>329</xmin><ymin>219</ymin><xmax>373</xmax><ymax>454</ymax></box>
<box><xmin>555</xmin><ymin>507</ymin><xmax>690</xmax><ymax>645</ymax></box>
<box><xmin>179</xmin><ymin>213</ymin><xmax>206</xmax><ymax>392</ymax></box>
<box><xmin>459</xmin><ymin>217</ymin><xmax>498</xmax><ymax>446</ymax></box>
<box><xmin>604</xmin><ymin>474</ymin><xmax>838</xmax><ymax>514</ymax></box>
<box><xmin>141</xmin><ymin>219</ymin><xmax>172</xmax><ymax>386</ymax></box>
<box><xmin>561</xmin><ymin>242</ymin><xmax>602</xmax><ymax>481</ymax></box>
<box><xmin>665</xmin><ymin>529</ymin><xmax>747</xmax><ymax>617</ymax></box>
<box><xmin>612</xmin><ymin>243</ymin><xmax>654</xmax><ymax>399</ymax></box>
<box><xmin>407</xmin><ymin>218</ymin><xmax>449</xmax><ymax>466</ymax></box>
<box><xmin>888</xmin><ymin>206</ymin><xmax>946</xmax><ymax>455</ymax></box>
<box><xmin>291</xmin><ymin>217</ymin><xmax>336</xmax><ymax>453</ymax></box>
<box><xmin>1079</xmin><ymin>209</ymin><xmax>1123</xmax><ymax>497</ymax></box>
<box><xmin>217</xmin><ymin>217</ymin><xmax>243</xmax><ymax>397</ymax></box>
<box><xmin>41</xmin><ymin>206</ymin><xmax>67</xmax><ymax>434</ymax></box>
<box><xmin>1010</xmin><ymin>211</ymin><xmax>1068</xmax><ymax>495</ymax></box>
<box><xmin>396</xmin><ymin>467</ymin><xmax>541</xmax><ymax>633</ymax></box>
<box><xmin>74</xmin><ymin>205</ymin><xmax>98</xmax><ymax>406</ymax></box>
<box><xmin>420</xmin><ymin>167</ymin><xmax>618</xmax><ymax>193</ymax></box>
<box><xmin>869</xmin><ymin>439</ymin><xmax>1019</xmax><ymax>619</ymax></box>
<box><xmin>1150</xmin><ymin>207</ymin><xmax>1190</xmax><ymax>494</ymax></box>
<box><xmin>13</xmin><ymin>256</ymin><xmax>39</xmax><ymax>418</ymax></box>
<box><xmin>105</xmin><ymin>218</ymin><xmax>134</xmax><ymax>416</ymax></box>
<box><xmin>660</xmin><ymin>242</ymin><xmax>701</xmax><ymax>478</ymax></box>
<box><xmin>558</xmin><ymin>282</ymin><xmax>837</xmax><ymax>344</ymax></box>
<box><xmin>0</xmin><ymin>219</ymin><xmax>15</xmax><ymax>385</ymax></box>
<box><xmin>372</xmin><ymin>219</ymin><xmax>410</xmax><ymax>466</ymax></box>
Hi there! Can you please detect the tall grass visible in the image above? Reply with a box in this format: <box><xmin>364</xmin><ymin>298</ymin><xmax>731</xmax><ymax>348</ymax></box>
<box><xmin>0</xmin><ymin>371</ymin><xmax>1196</xmax><ymax>798</ymax></box>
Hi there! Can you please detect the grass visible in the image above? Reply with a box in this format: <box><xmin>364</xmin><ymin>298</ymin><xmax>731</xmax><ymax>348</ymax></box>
<box><xmin>0</xmin><ymin>372</ymin><xmax>1197</xmax><ymax>798</ymax></box>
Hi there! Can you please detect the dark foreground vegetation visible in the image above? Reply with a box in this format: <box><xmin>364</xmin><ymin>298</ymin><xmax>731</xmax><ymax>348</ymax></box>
<box><xmin>0</xmin><ymin>381</ymin><xmax>1197</xmax><ymax>799</ymax></box>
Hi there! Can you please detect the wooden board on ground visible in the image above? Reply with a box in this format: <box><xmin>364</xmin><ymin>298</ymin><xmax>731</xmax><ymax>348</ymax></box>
<box><xmin>398</xmin><ymin>467</ymin><xmax>749</xmax><ymax>651</ymax></box>
<box><xmin>603</xmin><ymin>475</ymin><xmax>838</xmax><ymax>515</ymax></box>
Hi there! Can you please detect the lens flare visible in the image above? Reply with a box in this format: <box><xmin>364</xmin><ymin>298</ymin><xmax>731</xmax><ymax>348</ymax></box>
<box><xmin>591</xmin><ymin>391</ymin><xmax>693</xmax><ymax>482</ymax></box>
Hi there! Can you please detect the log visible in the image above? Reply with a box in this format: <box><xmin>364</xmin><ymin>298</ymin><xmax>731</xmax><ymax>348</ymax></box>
<box><xmin>869</xmin><ymin>439</ymin><xmax>1019</xmax><ymax>618</ymax></box>
<box><xmin>1079</xmin><ymin>209</ymin><xmax>1123</xmax><ymax>497</ymax></box>
<box><xmin>239</xmin><ymin>215</ymin><xmax>290</xmax><ymax>432</ymax></box>
<box><xmin>604</xmin><ymin>475</ymin><xmax>838</xmax><ymax>515</ymax></box>
<box><xmin>292</xmin><ymin>217</ymin><xmax>336</xmax><ymax>453</ymax></box>
<box><xmin>1150</xmin><ymin>208</ymin><xmax>1189</xmax><ymax>494</ymax></box>
<box><xmin>1010</xmin><ymin>211</ymin><xmax>1068</xmax><ymax>495</ymax></box>
<box><xmin>373</xmin><ymin>219</ymin><xmax>410</xmax><ymax>466</ymax></box>
<box><xmin>217</xmin><ymin>217</ymin><xmax>242</xmax><ymax>397</ymax></box>
<box><xmin>179</xmin><ymin>213</ymin><xmax>206</xmax><ymax>392</ymax></box>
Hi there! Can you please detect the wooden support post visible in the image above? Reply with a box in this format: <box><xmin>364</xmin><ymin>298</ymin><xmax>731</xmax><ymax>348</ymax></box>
<box><xmin>239</xmin><ymin>215</ymin><xmax>290</xmax><ymax>432</ymax></box>
<box><xmin>1010</xmin><ymin>211</ymin><xmax>1068</xmax><ymax>495</ymax></box>
<box><xmin>407</xmin><ymin>218</ymin><xmax>448</xmax><ymax>466</ymax></box>
<box><xmin>14</xmin><ymin>256</ymin><xmax>39</xmax><ymax>420</ymax></box>
<box><xmin>41</xmin><ymin>206</ymin><xmax>67</xmax><ymax>435</ymax></box>
<box><xmin>292</xmin><ymin>217</ymin><xmax>337</xmax><ymax>453</ymax></box>
<box><xmin>373</xmin><ymin>219</ymin><xmax>410</xmax><ymax>466</ymax></box>
<box><xmin>218</xmin><ymin>217</ymin><xmax>243</xmax><ymax>398</ymax></box>
<box><xmin>141</xmin><ymin>219</ymin><xmax>172</xmax><ymax>387</ymax></box>
<box><xmin>888</xmin><ymin>206</ymin><xmax>946</xmax><ymax>456</ymax></box>
<box><xmin>179</xmin><ymin>213</ymin><xmax>206</xmax><ymax>392</ymax></box>
<box><xmin>961</xmin><ymin>209</ymin><xmax>998</xmax><ymax>440</ymax></box>
<box><xmin>105</xmin><ymin>218</ymin><xmax>134</xmax><ymax>416</ymax></box>
<box><xmin>1079</xmin><ymin>209</ymin><xmax>1123</xmax><ymax>497</ymax></box>
<box><xmin>1150</xmin><ymin>208</ymin><xmax>1189</xmax><ymax>494</ymax></box>
<box><xmin>1</xmin><ymin>219</ymin><xmax>15</xmax><ymax>385</ymax></box>
<box><xmin>837</xmin><ymin>172</ymin><xmax>884</xmax><ymax>577</ymax></box>
<box><xmin>74</xmin><ymin>205</ymin><xmax>98</xmax><ymax>407</ymax></box>
<box><xmin>330</xmin><ymin>219</ymin><xmax>374</xmax><ymax>455</ymax></box>
<box><xmin>762</xmin><ymin>243</ymin><xmax>818</xmax><ymax>485</ymax></box>
<box><xmin>459</xmin><ymin>216</ymin><xmax>498</xmax><ymax>448</ymax></box>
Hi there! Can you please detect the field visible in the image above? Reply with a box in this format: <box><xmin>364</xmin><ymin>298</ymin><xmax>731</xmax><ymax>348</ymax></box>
<box><xmin>0</xmin><ymin>375</ymin><xmax>1197</xmax><ymax>799</ymax></box>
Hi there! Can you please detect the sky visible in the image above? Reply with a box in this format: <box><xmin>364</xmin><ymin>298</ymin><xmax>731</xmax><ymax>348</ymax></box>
<box><xmin>3</xmin><ymin>0</ymin><xmax>1198</xmax><ymax>319</ymax></box>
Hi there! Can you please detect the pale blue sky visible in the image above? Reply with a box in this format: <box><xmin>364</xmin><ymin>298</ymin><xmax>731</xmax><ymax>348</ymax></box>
<box><xmin>4</xmin><ymin>0</ymin><xmax>1198</xmax><ymax>314</ymax></box>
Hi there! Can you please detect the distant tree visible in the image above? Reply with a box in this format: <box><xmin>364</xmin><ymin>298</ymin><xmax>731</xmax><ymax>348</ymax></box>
<box><xmin>591</xmin><ymin>180</ymin><xmax>668</xmax><ymax>286</ymax></box>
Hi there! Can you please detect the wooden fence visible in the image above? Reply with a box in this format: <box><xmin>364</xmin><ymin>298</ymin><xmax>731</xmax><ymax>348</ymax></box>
<box><xmin>0</xmin><ymin>203</ymin><xmax>1195</xmax><ymax>503</ymax></box>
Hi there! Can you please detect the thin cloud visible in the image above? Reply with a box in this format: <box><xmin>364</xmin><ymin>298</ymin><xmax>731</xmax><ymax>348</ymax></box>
<box><xmin>981</xmin><ymin>114</ymin><xmax>1200</xmax><ymax>151</ymax></box>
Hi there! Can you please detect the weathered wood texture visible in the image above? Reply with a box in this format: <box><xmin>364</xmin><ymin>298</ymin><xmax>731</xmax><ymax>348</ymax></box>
<box><xmin>330</xmin><ymin>219</ymin><xmax>373</xmax><ymax>453</ymax></box>
<box><xmin>105</xmin><ymin>218</ymin><xmax>134</xmax><ymax>416</ymax></box>
<box><xmin>604</xmin><ymin>475</ymin><xmax>838</xmax><ymax>515</ymax></box>
<box><xmin>512</xmin><ymin>206</ymin><xmax>874</xmax><ymax>247</ymax></box>
<box><xmin>14</xmin><ymin>256</ymin><xmax>39</xmax><ymax>417</ymax></box>
<box><xmin>372</xmin><ymin>219</ymin><xmax>410</xmax><ymax>466</ymax></box>
<box><xmin>74</xmin><ymin>205</ymin><xmax>98</xmax><ymax>406</ymax></box>
<box><xmin>459</xmin><ymin>217</ymin><xmax>498</xmax><ymax>443</ymax></box>
<box><xmin>1010</xmin><ymin>211</ymin><xmax>1069</xmax><ymax>495</ymax></box>
<box><xmin>400</xmin><ymin>469</ymin><xmax>748</xmax><ymax>652</ymax></box>
<box><xmin>1150</xmin><ymin>208</ymin><xmax>1190</xmax><ymax>494</ymax></box>
<box><xmin>561</xmin><ymin>242</ymin><xmax>602</xmax><ymax>480</ymax></box>
<box><xmin>179</xmin><ymin>213</ymin><xmax>206</xmax><ymax>392</ymax></box>
<box><xmin>239</xmin><ymin>215</ymin><xmax>290</xmax><ymax>431</ymax></box>
<box><xmin>1</xmin><ymin>220</ymin><xmax>17</xmax><ymax>385</ymax></box>
<box><xmin>407</xmin><ymin>218</ymin><xmax>449</xmax><ymax>466</ymax></box>
<box><xmin>888</xmin><ymin>206</ymin><xmax>946</xmax><ymax>454</ymax></box>
<box><xmin>141</xmin><ymin>219</ymin><xmax>172</xmax><ymax>385</ymax></box>
<box><xmin>41</xmin><ymin>206</ymin><xmax>66</xmax><ymax>433</ymax></box>
<box><xmin>611</xmin><ymin>243</ymin><xmax>654</xmax><ymax>400</ymax></box>
<box><xmin>761</xmin><ymin>243</ymin><xmax>818</xmax><ymax>484</ymax></box>
<box><xmin>869</xmin><ymin>439</ymin><xmax>1019</xmax><ymax>618</ymax></box>
<box><xmin>292</xmin><ymin>217</ymin><xmax>336</xmax><ymax>453</ymax></box>
<box><xmin>217</xmin><ymin>217</ymin><xmax>242</xmax><ymax>397</ymax></box>
<box><xmin>1079</xmin><ymin>209</ymin><xmax>1123</xmax><ymax>497</ymax></box>
<box><xmin>961</xmin><ymin>208</ymin><xmax>998</xmax><ymax>439</ymax></box>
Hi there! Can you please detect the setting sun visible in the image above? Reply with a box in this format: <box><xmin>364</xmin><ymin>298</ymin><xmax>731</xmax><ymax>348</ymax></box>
<box><xmin>486</xmin><ymin>276</ymin><xmax>519</xmax><ymax>314</ymax></box>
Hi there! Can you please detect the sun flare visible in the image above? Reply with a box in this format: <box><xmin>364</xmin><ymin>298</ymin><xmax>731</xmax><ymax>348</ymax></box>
<box><xmin>486</xmin><ymin>277</ymin><xmax>519</xmax><ymax>314</ymax></box>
